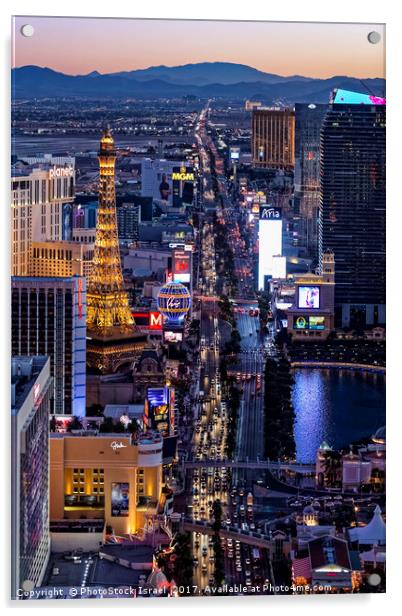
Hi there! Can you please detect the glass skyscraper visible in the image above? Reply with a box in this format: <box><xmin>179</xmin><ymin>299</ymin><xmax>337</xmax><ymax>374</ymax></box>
<box><xmin>294</xmin><ymin>103</ymin><xmax>328</xmax><ymax>259</ymax></box>
<box><xmin>319</xmin><ymin>93</ymin><xmax>386</xmax><ymax>328</ymax></box>
<box><xmin>11</xmin><ymin>276</ymin><xmax>87</xmax><ymax>416</ymax></box>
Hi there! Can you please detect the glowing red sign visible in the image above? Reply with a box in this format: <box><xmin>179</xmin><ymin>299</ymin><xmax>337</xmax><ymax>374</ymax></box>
<box><xmin>132</xmin><ymin>311</ymin><xmax>162</xmax><ymax>331</ymax></box>
<box><xmin>175</xmin><ymin>258</ymin><xmax>190</xmax><ymax>273</ymax></box>
<box><xmin>149</xmin><ymin>312</ymin><xmax>163</xmax><ymax>330</ymax></box>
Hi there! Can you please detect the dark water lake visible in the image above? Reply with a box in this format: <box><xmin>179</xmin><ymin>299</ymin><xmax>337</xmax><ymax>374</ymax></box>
<box><xmin>292</xmin><ymin>368</ymin><xmax>385</xmax><ymax>463</ymax></box>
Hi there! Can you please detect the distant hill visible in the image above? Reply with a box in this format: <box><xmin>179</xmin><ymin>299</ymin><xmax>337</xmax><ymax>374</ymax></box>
<box><xmin>109</xmin><ymin>62</ymin><xmax>314</xmax><ymax>86</ymax></box>
<box><xmin>12</xmin><ymin>63</ymin><xmax>385</xmax><ymax>103</ymax></box>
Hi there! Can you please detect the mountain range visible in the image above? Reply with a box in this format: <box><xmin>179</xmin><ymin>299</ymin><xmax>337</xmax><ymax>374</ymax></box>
<box><xmin>12</xmin><ymin>62</ymin><xmax>386</xmax><ymax>103</ymax></box>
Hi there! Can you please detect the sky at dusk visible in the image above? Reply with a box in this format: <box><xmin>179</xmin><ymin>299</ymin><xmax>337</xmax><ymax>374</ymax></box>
<box><xmin>12</xmin><ymin>17</ymin><xmax>385</xmax><ymax>79</ymax></box>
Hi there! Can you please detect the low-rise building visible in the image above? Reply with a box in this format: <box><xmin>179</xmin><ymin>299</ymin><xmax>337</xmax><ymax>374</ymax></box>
<box><xmin>287</xmin><ymin>250</ymin><xmax>335</xmax><ymax>340</ymax></box>
<box><xmin>50</xmin><ymin>431</ymin><xmax>164</xmax><ymax>536</ymax></box>
<box><xmin>30</xmin><ymin>240</ymin><xmax>94</xmax><ymax>278</ymax></box>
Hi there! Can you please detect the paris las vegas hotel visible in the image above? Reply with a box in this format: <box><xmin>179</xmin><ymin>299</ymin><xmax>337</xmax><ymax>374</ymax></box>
<box><xmin>11</xmin><ymin>138</ymin><xmax>169</xmax><ymax>597</ymax></box>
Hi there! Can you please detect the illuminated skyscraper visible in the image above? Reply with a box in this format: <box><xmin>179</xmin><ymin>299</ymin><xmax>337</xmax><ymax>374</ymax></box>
<box><xmin>11</xmin><ymin>157</ymin><xmax>75</xmax><ymax>276</ymax></box>
<box><xmin>86</xmin><ymin>130</ymin><xmax>146</xmax><ymax>372</ymax></box>
<box><xmin>319</xmin><ymin>90</ymin><xmax>386</xmax><ymax>328</ymax></box>
<box><xmin>87</xmin><ymin>129</ymin><xmax>133</xmax><ymax>331</ymax></box>
<box><xmin>11</xmin><ymin>276</ymin><xmax>87</xmax><ymax>416</ymax></box>
<box><xmin>294</xmin><ymin>103</ymin><xmax>328</xmax><ymax>258</ymax></box>
<box><xmin>251</xmin><ymin>108</ymin><xmax>295</xmax><ymax>169</ymax></box>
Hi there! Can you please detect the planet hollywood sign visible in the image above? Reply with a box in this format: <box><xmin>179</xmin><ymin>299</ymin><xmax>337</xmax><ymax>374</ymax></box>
<box><xmin>49</xmin><ymin>165</ymin><xmax>74</xmax><ymax>179</ymax></box>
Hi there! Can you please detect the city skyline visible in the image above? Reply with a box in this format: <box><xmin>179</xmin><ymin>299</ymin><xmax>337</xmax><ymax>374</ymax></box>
<box><xmin>13</xmin><ymin>17</ymin><xmax>385</xmax><ymax>79</ymax></box>
<box><xmin>10</xmin><ymin>16</ymin><xmax>386</xmax><ymax>600</ymax></box>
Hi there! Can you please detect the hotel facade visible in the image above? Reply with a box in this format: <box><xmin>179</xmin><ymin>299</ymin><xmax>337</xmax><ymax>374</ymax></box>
<box><xmin>11</xmin><ymin>158</ymin><xmax>75</xmax><ymax>276</ymax></box>
<box><xmin>251</xmin><ymin>107</ymin><xmax>295</xmax><ymax>169</ymax></box>
<box><xmin>11</xmin><ymin>276</ymin><xmax>87</xmax><ymax>416</ymax></box>
<box><xmin>50</xmin><ymin>432</ymin><xmax>164</xmax><ymax>536</ymax></box>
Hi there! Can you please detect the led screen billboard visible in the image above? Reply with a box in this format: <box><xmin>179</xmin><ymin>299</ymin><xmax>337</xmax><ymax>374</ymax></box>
<box><xmin>293</xmin><ymin>316</ymin><xmax>309</xmax><ymax>330</ymax></box>
<box><xmin>258</xmin><ymin>217</ymin><xmax>283</xmax><ymax>289</ymax></box>
<box><xmin>173</xmin><ymin>273</ymin><xmax>191</xmax><ymax>283</ymax></box>
<box><xmin>298</xmin><ymin>286</ymin><xmax>320</xmax><ymax>309</ymax></box>
<box><xmin>333</xmin><ymin>88</ymin><xmax>386</xmax><ymax>106</ymax></box>
<box><xmin>309</xmin><ymin>315</ymin><xmax>325</xmax><ymax>330</ymax></box>
<box><xmin>293</xmin><ymin>315</ymin><xmax>325</xmax><ymax>330</ymax></box>
<box><xmin>271</xmin><ymin>255</ymin><xmax>286</xmax><ymax>279</ymax></box>
<box><xmin>172</xmin><ymin>250</ymin><xmax>191</xmax><ymax>284</ymax></box>
<box><xmin>230</xmin><ymin>147</ymin><xmax>240</xmax><ymax>161</ymax></box>
<box><xmin>163</xmin><ymin>330</ymin><xmax>183</xmax><ymax>343</ymax></box>
<box><xmin>111</xmin><ymin>483</ymin><xmax>129</xmax><ymax>517</ymax></box>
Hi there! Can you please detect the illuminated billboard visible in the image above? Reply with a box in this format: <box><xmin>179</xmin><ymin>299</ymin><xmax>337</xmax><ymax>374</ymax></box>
<box><xmin>258</xmin><ymin>206</ymin><xmax>283</xmax><ymax>289</ymax></box>
<box><xmin>149</xmin><ymin>311</ymin><xmax>163</xmax><ymax>330</ymax></box>
<box><xmin>159</xmin><ymin>173</ymin><xmax>171</xmax><ymax>201</ymax></box>
<box><xmin>293</xmin><ymin>316</ymin><xmax>308</xmax><ymax>330</ymax></box>
<box><xmin>298</xmin><ymin>286</ymin><xmax>320</xmax><ymax>309</ymax></box>
<box><xmin>293</xmin><ymin>315</ymin><xmax>325</xmax><ymax>330</ymax></box>
<box><xmin>230</xmin><ymin>147</ymin><xmax>240</xmax><ymax>161</ymax></box>
<box><xmin>111</xmin><ymin>483</ymin><xmax>129</xmax><ymax>517</ymax></box>
<box><xmin>309</xmin><ymin>316</ymin><xmax>325</xmax><ymax>330</ymax></box>
<box><xmin>271</xmin><ymin>255</ymin><xmax>286</xmax><ymax>279</ymax></box>
<box><xmin>163</xmin><ymin>330</ymin><xmax>183</xmax><ymax>343</ymax></box>
<box><xmin>147</xmin><ymin>387</ymin><xmax>172</xmax><ymax>435</ymax></box>
<box><xmin>333</xmin><ymin>89</ymin><xmax>386</xmax><ymax>106</ymax></box>
<box><xmin>131</xmin><ymin>311</ymin><xmax>162</xmax><ymax>331</ymax></box>
<box><xmin>172</xmin><ymin>249</ymin><xmax>191</xmax><ymax>285</ymax></box>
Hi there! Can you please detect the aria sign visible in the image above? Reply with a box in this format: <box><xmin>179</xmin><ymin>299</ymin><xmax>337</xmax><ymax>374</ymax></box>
<box><xmin>260</xmin><ymin>206</ymin><xmax>282</xmax><ymax>220</ymax></box>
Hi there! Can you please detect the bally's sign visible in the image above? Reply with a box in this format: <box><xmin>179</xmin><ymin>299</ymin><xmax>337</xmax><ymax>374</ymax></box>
<box><xmin>49</xmin><ymin>165</ymin><xmax>74</xmax><ymax>179</ymax></box>
<box><xmin>260</xmin><ymin>206</ymin><xmax>282</xmax><ymax>221</ymax></box>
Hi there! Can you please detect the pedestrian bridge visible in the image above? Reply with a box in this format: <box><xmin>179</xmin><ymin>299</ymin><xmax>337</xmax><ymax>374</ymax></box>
<box><xmin>182</xmin><ymin>513</ymin><xmax>292</xmax><ymax>549</ymax></box>
<box><xmin>183</xmin><ymin>459</ymin><xmax>315</xmax><ymax>474</ymax></box>
<box><xmin>183</xmin><ymin>520</ymin><xmax>270</xmax><ymax>548</ymax></box>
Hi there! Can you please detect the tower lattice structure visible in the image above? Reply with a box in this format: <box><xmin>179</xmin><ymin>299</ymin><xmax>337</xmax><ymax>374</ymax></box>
<box><xmin>86</xmin><ymin>129</ymin><xmax>134</xmax><ymax>333</ymax></box>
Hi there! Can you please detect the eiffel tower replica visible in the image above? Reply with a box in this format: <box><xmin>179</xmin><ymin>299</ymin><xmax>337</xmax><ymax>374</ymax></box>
<box><xmin>86</xmin><ymin>128</ymin><xmax>146</xmax><ymax>373</ymax></box>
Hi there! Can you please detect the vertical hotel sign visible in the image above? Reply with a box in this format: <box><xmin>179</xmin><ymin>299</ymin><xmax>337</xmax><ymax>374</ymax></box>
<box><xmin>78</xmin><ymin>278</ymin><xmax>83</xmax><ymax>320</ymax></box>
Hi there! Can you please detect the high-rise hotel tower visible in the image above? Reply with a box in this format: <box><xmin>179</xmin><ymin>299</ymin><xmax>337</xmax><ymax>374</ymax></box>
<box><xmin>319</xmin><ymin>89</ymin><xmax>386</xmax><ymax>328</ymax></box>
<box><xmin>251</xmin><ymin>107</ymin><xmax>295</xmax><ymax>169</ymax></box>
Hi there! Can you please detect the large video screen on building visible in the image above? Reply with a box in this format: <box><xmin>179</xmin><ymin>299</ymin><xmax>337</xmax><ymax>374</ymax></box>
<box><xmin>163</xmin><ymin>330</ymin><xmax>183</xmax><ymax>343</ymax></box>
<box><xmin>111</xmin><ymin>482</ymin><xmax>129</xmax><ymax>517</ymax></box>
<box><xmin>258</xmin><ymin>217</ymin><xmax>283</xmax><ymax>290</ymax></box>
<box><xmin>309</xmin><ymin>316</ymin><xmax>325</xmax><ymax>330</ymax></box>
<box><xmin>298</xmin><ymin>286</ymin><xmax>320</xmax><ymax>309</ymax></box>
<box><xmin>293</xmin><ymin>316</ymin><xmax>309</xmax><ymax>330</ymax></box>
<box><xmin>293</xmin><ymin>315</ymin><xmax>325</xmax><ymax>330</ymax></box>
<box><xmin>173</xmin><ymin>250</ymin><xmax>191</xmax><ymax>283</ymax></box>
